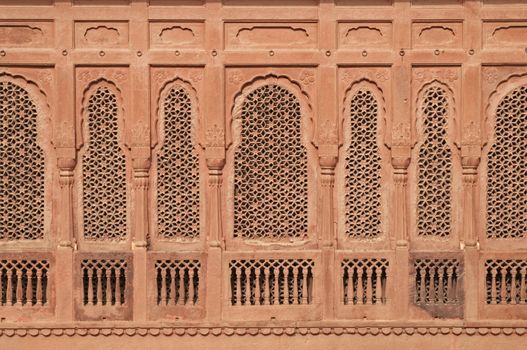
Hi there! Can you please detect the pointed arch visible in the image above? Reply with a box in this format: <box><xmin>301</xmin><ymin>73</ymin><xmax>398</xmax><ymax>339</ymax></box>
<box><xmin>339</xmin><ymin>79</ymin><xmax>387</xmax><ymax>240</ymax></box>
<box><xmin>79</xmin><ymin>79</ymin><xmax>128</xmax><ymax>241</ymax></box>
<box><xmin>0</xmin><ymin>72</ymin><xmax>52</xmax><ymax>241</ymax></box>
<box><xmin>152</xmin><ymin>78</ymin><xmax>202</xmax><ymax>241</ymax></box>
<box><xmin>484</xmin><ymin>75</ymin><xmax>527</xmax><ymax>239</ymax></box>
<box><xmin>414</xmin><ymin>80</ymin><xmax>457</xmax><ymax>238</ymax></box>
<box><xmin>227</xmin><ymin>74</ymin><xmax>315</xmax><ymax>243</ymax></box>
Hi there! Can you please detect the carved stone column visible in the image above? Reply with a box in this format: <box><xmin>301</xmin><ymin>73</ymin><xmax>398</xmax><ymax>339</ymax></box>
<box><xmin>131</xmin><ymin>147</ymin><xmax>151</xmax><ymax>322</ymax></box>
<box><xmin>205</xmin><ymin>124</ymin><xmax>225</xmax><ymax>321</ymax></box>
<box><xmin>56</xmin><ymin>149</ymin><xmax>76</xmax><ymax>321</ymax></box>
<box><xmin>461</xmin><ymin>123</ymin><xmax>481</xmax><ymax>321</ymax></box>
<box><xmin>391</xmin><ymin>125</ymin><xmax>411</xmax><ymax>321</ymax></box>
<box><xmin>319</xmin><ymin>122</ymin><xmax>338</xmax><ymax>320</ymax></box>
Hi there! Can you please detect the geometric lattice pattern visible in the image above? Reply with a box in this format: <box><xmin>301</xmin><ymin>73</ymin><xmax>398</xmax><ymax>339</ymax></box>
<box><xmin>341</xmin><ymin>258</ymin><xmax>388</xmax><ymax>305</ymax></box>
<box><xmin>0</xmin><ymin>81</ymin><xmax>45</xmax><ymax>240</ymax></box>
<box><xmin>486</xmin><ymin>85</ymin><xmax>527</xmax><ymax>239</ymax></box>
<box><xmin>485</xmin><ymin>260</ymin><xmax>527</xmax><ymax>305</ymax></box>
<box><xmin>82</xmin><ymin>86</ymin><xmax>127</xmax><ymax>241</ymax></box>
<box><xmin>156</xmin><ymin>87</ymin><xmax>200</xmax><ymax>240</ymax></box>
<box><xmin>234</xmin><ymin>84</ymin><xmax>308</xmax><ymax>240</ymax></box>
<box><xmin>229</xmin><ymin>259</ymin><xmax>313</xmax><ymax>306</ymax></box>
<box><xmin>345</xmin><ymin>90</ymin><xmax>382</xmax><ymax>239</ymax></box>
<box><xmin>414</xmin><ymin>258</ymin><xmax>459</xmax><ymax>305</ymax></box>
<box><xmin>0</xmin><ymin>259</ymin><xmax>49</xmax><ymax>306</ymax></box>
<box><xmin>417</xmin><ymin>85</ymin><xmax>452</xmax><ymax>237</ymax></box>
<box><xmin>155</xmin><ymin>259</ymin><xmax>200</xmax><ymax>305</ymax></box>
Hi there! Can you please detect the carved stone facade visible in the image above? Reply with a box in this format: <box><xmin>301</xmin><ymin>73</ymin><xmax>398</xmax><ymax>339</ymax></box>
<box><xmin>0</xmin><ymin>1</ymin><xmax>526</xmax><ymax>349</ymax></box>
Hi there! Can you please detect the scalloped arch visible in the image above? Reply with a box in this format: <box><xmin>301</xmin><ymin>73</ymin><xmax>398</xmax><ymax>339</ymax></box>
<box><xmin>0</xmin><ymin>71</ymin><xmax>52</xmax><ymax>147</ymax></box>
<box><xmin>484</xmin><ymin>73</ymin><xmax>527</xmax><ymax>146</ymax></box>
<box><xmin>79</xmin><ymin>78</ymin><xmax>126</xmax><ymax>150</ymax></box>
<box><xmin>341</xmin><ymin>78</ymin><xmax>387</xmax><ymax>148</ymax></box>
<box><xmin>153</xmin><ymin>77</ymin><xmax>201</xmax><ymax>149</ymax></box>
<box><xmin>414</xmin><ymin>79</ymin><xmax>459</xmax><ymax>148</ymax></box>
<box><xmin>227</xmin><ymin>73</ymin><xmax>314</xmax><ymax>149</ymax></box>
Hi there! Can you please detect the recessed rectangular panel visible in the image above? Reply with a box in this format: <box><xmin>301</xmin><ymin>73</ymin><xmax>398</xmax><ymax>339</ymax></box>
<box><xmin>412</xmin><ymin>0</ymin><xmax>462</xmax><ymax>5</ymax></box>
<box><xmin>338</xmin><ymin>21</ymin><xmax>393</xmax><ymax>49</ymax></box>
<box><xmin>74</xmin><ymin>21</ymin><xmax>129</xmax><ymax>48</ymax></box>
<box><xmin>224</xmin><ymin>22</ymin><xmax>318</xmax><ymax>50</ymax></box>
<box><xmin>149</xmin><ymin>21</ymin><xmax>205</xmax><ymax>49</ymax></box>
<box><xmin>412</xmin><ymin>22</ymin><xmax>463</xmax><ymax>49</ymax></box>
<box><xmin>0</xmin><ymin>20</ymin><xmax>54</xmax><ymax>48</ymax></box>
<box><xmin>483</xmin><ymin>21</ymin><xmax>527</xmax><ymax>48</ymax></box>
<box><xmin>336</xmin><ymin>0</ymin><xmax>392</xmax><ymax>6</ymax></box>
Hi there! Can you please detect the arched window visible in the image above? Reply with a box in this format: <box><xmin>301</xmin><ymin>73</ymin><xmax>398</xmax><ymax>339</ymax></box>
<box><xmin>416</xmin><ymin>84</ymin><xmax>452</xmax><ymax>238</ymax></box>
<box><xmin>344</xmin><ymin>89</ymin><xmax>382</xmax><ymax>239</ymax></box>
<box><xmin>0</xmin><ymin>80</ymin><xmax>45</xmax><ymax>240</ymax></box>
<box><xmin>82</xmin><ymin>84</ymin><xmax>127</xmax><ymax>241</ymax></box>
<box><xmin>156</xmin><ymin>84</ymin><xmax>200</xmax><ymax>240</ymax></box>
<box><xmin>233</xmin><ymin>84</ymin><xmax>308</xmax><ymax>240</ymax></box>
<box><xmin>486</xmin><ymin>85</ymin><xmax>527</xmax><ymax>239</ymax></box>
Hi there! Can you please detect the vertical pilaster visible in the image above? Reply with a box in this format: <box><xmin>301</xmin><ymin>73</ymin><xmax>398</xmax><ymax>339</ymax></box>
<box><xmin>129</xmin><ymin>0</ymin><xmax>150</xmax><ymax>322</ymax></box>
<box><xmin>54</xmin><ymin>0</ymin><xmax>75</xmax><ymax>322</ymax></box>
<box><xmin>391</xmin><ymin>62</ymin><xmax>412</xmax><ymax>320</ymax></box>
<box><xmin>204</xmin><ymin>0</ymin><xmax>224</xmax><ymax>320</ymax></box>
<box><xmin>461</xmin><ymin>63</ymin><xmax>482</xmax><ymax>321</ymax></box>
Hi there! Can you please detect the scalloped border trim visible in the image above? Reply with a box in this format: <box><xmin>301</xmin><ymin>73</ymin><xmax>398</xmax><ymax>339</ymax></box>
<box><xmin>0</xmin><ymin>327</ymin><xmax>525</xmax><ymax>337</ymax></box>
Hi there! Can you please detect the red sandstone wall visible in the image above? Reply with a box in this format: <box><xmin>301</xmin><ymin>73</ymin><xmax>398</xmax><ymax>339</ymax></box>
<box><xmin>0</xmin><ymin>0</ymin><xmax>526</xmax><ymax>349</ymax></box>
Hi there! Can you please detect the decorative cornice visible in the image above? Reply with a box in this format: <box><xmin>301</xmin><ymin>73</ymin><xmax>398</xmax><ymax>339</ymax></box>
<box><xmin>0</xmin><ymin>326</ymin><xmax>525</xmax><ymax>337</ymax></box>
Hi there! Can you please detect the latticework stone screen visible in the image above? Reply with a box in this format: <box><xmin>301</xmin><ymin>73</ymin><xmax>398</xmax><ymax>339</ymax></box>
<box><xmin>82</xmin><ymin>85</ymin><xmax>127</xmax><ymax>241</ymax></box>
<box><xmin>233</xmin><ymin>84</ymin><xmax>308</xmax><ymax>241</ymax></box>
<box><xmin>417</xmin><ymin>85</ymin><xmax>453</xmax><ymax>238</ymax></box>
<box><xmin>0</xmin><ymin>81</ymin><xmax>45</xmax><ymax>241</ymax></box>
<box><xmin>156</xmin><ymin>85</ymin><xmax>200</xmax><ymax>241</ymax></box>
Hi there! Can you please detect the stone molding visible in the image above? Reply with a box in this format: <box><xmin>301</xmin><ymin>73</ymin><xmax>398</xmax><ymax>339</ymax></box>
<box><xmin>0</xmin><ymin>325</ymin><xmax>526</xmax><ymax>337</ymax></box>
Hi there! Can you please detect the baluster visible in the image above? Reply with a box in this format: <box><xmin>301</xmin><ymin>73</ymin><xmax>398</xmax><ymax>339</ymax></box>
<box><xmin>26</xmin><ymin>268</ymin><xmax>34</xmax><ymax>306</ymax></box>
<box><xmin>6</xmin><ymin>268</ymin><xmax>13</xmax><ymax>305</ymax></box>
<box><xmin>303</xmin><ymin>266</ymin><xmax>309</xmax><ymax>305</ymax></box>
<box><xmin>446</xmin><ymin>266</ymin><xmax>454</xmax><ymax>303</ymax></box>
<box><xmin>418</xmin><ymin>268</ymin><xmax>426</xmax><ymax>304</ymax></box>
<box><xmin>115</xmin><ymin>267</ymin><xmax>122</xmax><ymax>306</ymax></box>
<box><xmin>274</xmin><ymin>266</ymin><xmax>280</xmax><ymax>305</ymax></box>
<box><xmin>365</xmin><ymin>265</ymin><xmax>373</xmax><ymax>305</ymax></box>
<box><xmin>36</xmin><ymin>270</ymin><xmax>43</xmax><ymax>306</ymax></box>
<box><xmin>96</xmin><ymin>269</ymin><xmax>103</xmax><ymax>305</ymax></box>
<box><xmin>160</xmin><ymin>268</ymin><xmax>167</xmax><ymax>305</ymax></box>
<box><xmin>500</xmin><ymin>267</ymin><xmax>507</xmax><ymax>304</ymax></box>
<box><xmin>255</xmin><ymin>267</ymin><xmax>262</xmax><ymax>305</ymax></box>
<box><xmin>520</xmin><ymin>267</ymin><xmax>526</xmax><ymax>305</ymax></box>
<box><xmin>490</xmin><ymin>268</ymin><xmax>498</xmax><ymax>304</ymax></box>
<box><xmin>106</xmin><ymin>268</ymin><xmax>112</xmax><ymax>305</ymax></box>
<box><xmin>428</xmin><ymin>266</ymin><xmax>436</xmax><ymax>303</ymax></box>
<box><xmin>189</xmin><ymin>267</ymin><xmax>196</xmax><ymax>305</ymax></box>
<box><xmin>15</xmin><ymin>270</ymin><xmax>22</xmax><ymax>305</ymax></box>
<box><xmin>244</xmin><ymin>266</ymin><xmax>251</xmax><ymax>305</ymax></box>
<box><xmin>179</xmin><ymin>268</ymin><xmax>186</xmax><ymax>305</ymax></box>
<box><xmin>284</xmin><ymin>266</ymin><xmax>292</xmax><ymax>305</ymax></box>
<box><xmin>263</xmin><ymin>267</ymin><xmax>270</xmax><ymax>305</ymax></box>
<box><xmin>292</xmin><ymin>266</ymin><xmax>299</xmax><ymax>305</ymax></box>
<box><xmin>437</xmin><ymin>266</ymin><xmax>445</xmax><ymax>304</ymax></box>
<box><xmin>0</xmin><ymin>268</ymin><xmax>3</xmax><ymax>306</ymax></box>
<box><xmin>511</xmin><ymin>266</ymin><xmax>518</xmax><ymax>305</ymax></box>
<box><xmin>357</xmin><ymin>265</ymin><xmax>364</xmax><ymax>305</ymax></box>
<box><xmin>87</xmin><ymin>268</ymin><xmax>94</xmax><ymax>305</ymax></box>
<box><xmin>382</xmin><ymin>269</ymin><xmax>389</xmax><ymax>304</ymax></box>
<box><xmin>375</xmin><ymin>265</ymin><xmax>382</xmax><ymax>304</ymax></box>
<box><xmin>235</xmin><ymin>267</ymin><xmax>242</xmax><ymax>306</ymax></box>
<box><xmin>343</xmin><ymin>266</ymin><xmax>349</xmax><ymax>305</ymax></box>
<box><xmin>171</xmin><ymin>268</ymin><xmax>177</xmax><ymax>305</ymax></box>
